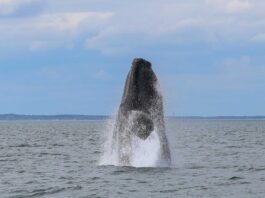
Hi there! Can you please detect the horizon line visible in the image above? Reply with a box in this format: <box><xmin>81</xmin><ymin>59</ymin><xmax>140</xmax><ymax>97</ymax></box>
<box><xmin>1</xmin><ymin>113</ymin><xmax>265</xmax><ymax>119</ymax></box>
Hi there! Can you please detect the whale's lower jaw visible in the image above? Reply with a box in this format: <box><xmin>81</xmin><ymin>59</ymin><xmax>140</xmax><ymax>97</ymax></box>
<box><xmin>129</xmin><ymin>110</ymin><xmax>154</xmax><ymax>140</ymax></box>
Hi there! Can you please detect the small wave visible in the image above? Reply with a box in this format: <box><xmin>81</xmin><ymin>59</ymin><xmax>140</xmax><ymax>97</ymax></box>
<box><xmin>159</xmin><ymin>189</ymin><xmax>179</xmax><ymax>193</ymax></box>
<box><xmin>255</xmin><ymin>168</ymin><xmax>265</xmax><ymax>172</ymax></box>
<box><xmin>0</xmin><ymin>159</ymin><xmax>18</xmax><ymax>162</ymax></box>
<box><xmin>240</xmin><ymin>181</ymin><xmax>251</xmax><ymax>184</ymax></box>
<box><xmin>91</xmin><ymin>177</ymin><xmax>100</xmax><ymax>180</ymax></box>
<box><xmin>11</xmin><ymin>186</ymin><xmax>82</xmax><ymax>198</ymax></box>
<box><xmin>137</xmin><ymin>180</ymin><xmax>148</xmax><ymax>184</ymax></box>
<box><xmin>51</xmin><ymin>143</ymin><xmax>65</xmax><ymax>147</ymax></box>
<box><xmin>25</xmin><ymin>181</ymin><xmax>38</xmax><ymax>184</ymax></box>
<box><xmin>186</xmin><ymin>164</ymin><xmax>206</xmax><ymax>170</ymax></box>
<box><xmin>229</xmin><ymin>176</ymin><xmax>244</xmax><ymax>180</ymax></box>
<box><xmin>111</xmin><ymin>170</ymin><xmax>127</xmax><ymax>175</ymax></box>
<box><xmin>30</xmin><ymin>188</ymin><xmax>64</xmax><ymax>197</ymax></box>
<box><xmin>226</xmin><ymin>145</ymin><xmax>242</xmax><ymax>148</ymax></box>
<box><xmin>6</xmin><ymin>143</ymin><xmax>46</xmax><ymax>148</ymax></box>
<box><xmin>9</xmin><ymin>143</ymin><xmax>32</xmax><ymax>148</ymax></box>
<box><xmin>38</xmin><ymin>152</ymin><xmax>64</xmax><ymax>157</ymax></box>
<box><xmin>123</xmin><ymin>177</ymin><xmax>133</xmax><ymax>181</ymax></box>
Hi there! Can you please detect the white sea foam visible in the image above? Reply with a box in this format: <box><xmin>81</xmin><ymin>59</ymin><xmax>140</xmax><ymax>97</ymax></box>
<box><xmin>100</xmin><ymin>116</ymin><xmax>168</xmax><ymax>167</ymax></box>
<box><xmin>99</xmin><ymin>118</ymin><xmax>119</xmax><ymax>166</ymax></box>
<box><xmin>130</xmin><ymin>130</ymin><xmax>161</xmax><ymax>167</ymax></box>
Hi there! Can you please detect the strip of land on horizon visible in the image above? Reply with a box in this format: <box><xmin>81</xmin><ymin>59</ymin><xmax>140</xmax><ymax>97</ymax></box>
<box><xmin>1</xmin><ymin>114</ymin><xmax>265</xmax><ymax>120</ymax></box>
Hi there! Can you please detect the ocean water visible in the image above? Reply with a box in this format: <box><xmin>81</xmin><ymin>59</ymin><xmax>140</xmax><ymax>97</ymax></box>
<box><xmin>0</xmin><ymin>119</ymin><xmax>265</xmax><ymax>198</ymax></box>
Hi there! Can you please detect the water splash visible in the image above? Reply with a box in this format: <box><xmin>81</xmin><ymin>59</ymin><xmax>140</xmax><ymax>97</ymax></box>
<box><xmin>130</xmin><ymin>130</ymin><xmax>161</xmax><ymax>167</ymax></box>
<box><xmin>99</xmin><ymin>118</ymin><xmax>119</xmax><ymax>166</ymax></box>
<box><xmin>99</xmin><ymin>115</ymin><xmax>169</xmax><ymax>167</ymax></box>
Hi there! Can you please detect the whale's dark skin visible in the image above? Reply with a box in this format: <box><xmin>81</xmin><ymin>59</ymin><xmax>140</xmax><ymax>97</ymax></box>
<box><xmin>112</xmin><ymin>58</ymin><xmax>171</xmax><ymax>165</ymax></box>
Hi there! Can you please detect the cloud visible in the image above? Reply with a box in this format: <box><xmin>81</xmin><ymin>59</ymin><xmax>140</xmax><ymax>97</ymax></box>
<box><xmin>1</xmin><ymin>0</ymin><xmax>265</xmax><ymax>54</ymax></box>
<box><xmin>220</xmin><ymin>57</ymin><xmax>265</xmax><ymax>89</ymax></box>
<box><xmin>82</xmin><ymin>0</ymin><xmax>265</xmax><ymax>54</ymax></box>
<box><xmin>226</xmin><ymin>0</ymin><xmax>252</xmax><ymax>13</ymax></box>
<box><xmin>164</xmin><ymin>56</ymin><xmax>265</xmax><ymax>93</ymax></box>
<box><xmin>205</xmin><ymin>0</ymin><xmax>252</xmax><ymax>14</ymax></box>
<box><xmin>0</xmin><ymin>0</ymin><xmax>44</xmax><ymax>17</ymax></box>
<box><xmin>223</xmin><ymin>56</ymin><xmax>251</xmax><ymax>67</ymax></box>
<box><xmin>32</xmin><ymin>12</ymin><xmax>112</xmax><ymax>31</ymax></box>
<box><xmin>0</xmin><ymin>0</ymin><xmax>20</xmax><ymax>16</ymax></box>
<box><xmin>29</xmin><ymin>40</ymin><xmax>47</xmax><ymax>51</ymax></box>
<box><xmin>251</xmin><ymin>33</ymin><xmax>265</xmax><ymax>43</ymax></box>
<box><xmin>0</xmin><ymin>11</ymin><xmax>113</xmax><ymax>50</ymax></box>
<box><xmin>94</xmin><ymin>69</ymin><xmax>112</xmax><ymax>80</ymax></box>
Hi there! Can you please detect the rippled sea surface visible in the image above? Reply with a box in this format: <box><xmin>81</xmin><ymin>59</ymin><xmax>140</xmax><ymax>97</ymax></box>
<box><xmin>1</xmin><ymin>119</ymin><xmax>265</xmax><ymax>198</ymax></box>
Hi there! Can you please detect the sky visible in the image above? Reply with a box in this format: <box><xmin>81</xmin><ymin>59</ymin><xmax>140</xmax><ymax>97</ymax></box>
<box><xmin>0</xmin><ymin>0</ymin><xmax>265</xmax><ymax>116</ymax></box>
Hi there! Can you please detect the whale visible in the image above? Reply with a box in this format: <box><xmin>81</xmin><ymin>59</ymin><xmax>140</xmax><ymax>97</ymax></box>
<box><xmin>112</xmin><ymin>58</ymin><xmax>171</xmax><ymax>166</ymax></box>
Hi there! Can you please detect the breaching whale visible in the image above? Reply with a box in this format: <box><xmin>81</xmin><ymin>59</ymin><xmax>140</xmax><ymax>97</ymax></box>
<box><xmin>112</xmin><ymin>58</ymin><xmax>171</xmax><ymax>166</ymax></box>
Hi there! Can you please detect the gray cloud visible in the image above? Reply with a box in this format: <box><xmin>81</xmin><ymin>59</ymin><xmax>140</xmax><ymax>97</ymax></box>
<box><xmin>0</xmin><ymin>0</ymin><xmax>45</xmax><ymax>17</ymax></box>
<box><xmin>1</xmin><ymin>0</ymin><xmax>265</xmax><ymax>53</ymax></box>
<box><xmin>0</xmin><ymin>11</ymin><xmax>113</xmax><ymax>51</ymax></box>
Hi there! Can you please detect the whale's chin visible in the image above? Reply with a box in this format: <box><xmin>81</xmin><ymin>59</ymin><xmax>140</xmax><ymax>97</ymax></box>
<box><xmin>130</xmin><ymin>110</ymin><xmax>154</xmax><ymax>140</ymax></box>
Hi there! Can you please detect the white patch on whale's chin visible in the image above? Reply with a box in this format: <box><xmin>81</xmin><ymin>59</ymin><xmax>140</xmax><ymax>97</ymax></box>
<box><xmin>130</xmin><ymin>129</ymin><xmax>161</xmax><ymax>167</ymax></box>
<box><xmin>99</xmin><ymin>114</ymin><xmax>165</xmax><ymax>167</ymax></box>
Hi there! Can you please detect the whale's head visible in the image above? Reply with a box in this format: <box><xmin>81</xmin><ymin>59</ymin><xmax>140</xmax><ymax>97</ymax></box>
<box><xmin>122</xmin><ymin>58</ymin><xmax>158</xmax><ymax>110</ymax></box>
<box><xmin>120</xmin><ymin>58</ymin><xmax>159</xmax><ymax>139</ymax></box>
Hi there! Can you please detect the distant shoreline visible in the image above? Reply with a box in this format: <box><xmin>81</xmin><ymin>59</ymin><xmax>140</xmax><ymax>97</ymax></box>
<box><xmin>0</xmin><ymin>114</ymin><xmax>265</xmax><ymax>120</ymax></box>
<box><xmin>0</xmin><ymin>114</ymin><xmax>109</xmax><ymax>120</ymax></box>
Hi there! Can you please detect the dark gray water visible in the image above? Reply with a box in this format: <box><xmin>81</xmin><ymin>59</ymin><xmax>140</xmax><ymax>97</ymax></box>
<box><xmin>1</xmin><ymin>119</ymin><xmax>265</xmax><ymax>198</ymax></box>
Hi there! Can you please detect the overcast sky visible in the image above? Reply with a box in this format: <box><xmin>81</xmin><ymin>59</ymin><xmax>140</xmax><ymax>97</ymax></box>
<box><xmin>0</xmin><ymin>0</ymin><xmax>265</xmax><ymax>116</ymax></box>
